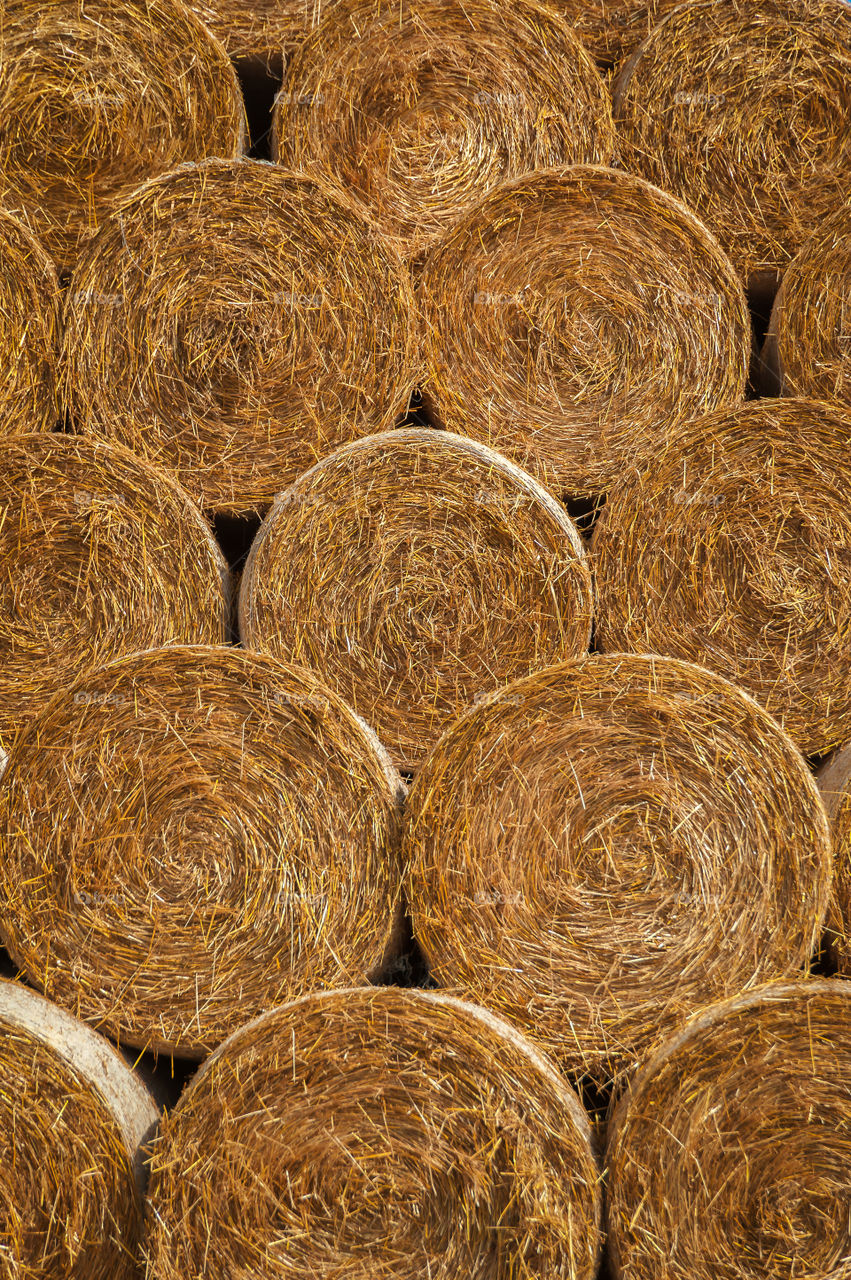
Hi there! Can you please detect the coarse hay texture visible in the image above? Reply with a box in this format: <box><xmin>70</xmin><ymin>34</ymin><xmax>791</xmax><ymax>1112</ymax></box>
<box><xmin>551</xmin><ymin>0</ymin><xmax>685</xmax><ymax>69</ymax></box>
<box><xmin>0</xmin><ymin>211</ymin><xmax>61</xmax><ymax>435</ymax></box>
<box><xmin>272</xmin><ymin>0</ymin><xmax>616</xmax><ymax>263</ymax></box>
<box><xmin>62</xmin><ymin>158</ymin><xmax>419</xmax><ymax>515</ymax></box>
<box><xmin>419</xmin><ymin>165</ymin><xmax>749</xmax><ymax>498</ymax></box>
<box><xmin>402</xmin><ymin>653</ymin><xmax>832</xmax><ymax>1085</ymax></box>
<box><xmin>605</xmin><ymin>979</ymin><xmax>851</xmax><ymax>1280</ymax></box>
<box><xmin>612</xmin><ymin>0</ymin><xmax>851</xmax><ymax>288</ymax></box>
<box><xmin>817</xmin><ymin>742</ymin><xmax>851</xmax><ymax>975</ymax></box>
<box><xmin>0</xmin><ymin>645</ymin><xmax>404</xmax><ymax>1058</ymax></box>
<box><xmin>187</xmin><ymin>0</ymin><xmax>319</xmax><ymax>62</ymax></box>
<box><xmin>143</xmin><ymin>986</ymin><xmax>603</xmax><ymax>1280</ymax></box>
<box><xmin>0</xmin><ymin>977</ymin><xmax>158</xmax><ymax>1280</ymax></box>
<box><xmin>0</xmin><ymin>0</ymin><xmax>246</xmax><ymax>277</ymax></box>
<box><xmin>238</xmin><ymin>428</ymin><xmax>594</xmax><ymax>772</ymax></box>
<box><xmin>0</xmin><ymin>433</ymin><xmax>231</xmax><ymax>758</ymax></box>
<box><xmin>762</xmin><ymin>202</ymin><xmax>851</xmax><ymax>404</ymax></box>
<box><xmin>592</xmin><ymin>397</ymin><xmax>851</xmax><ymax>757</ymax></box>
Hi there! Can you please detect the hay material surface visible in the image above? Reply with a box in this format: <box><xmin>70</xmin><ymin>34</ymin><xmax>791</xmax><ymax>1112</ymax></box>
<box><xmin>593</xmin><ymin>398</ymin><xmax>851</xmax><ymax>757</ymax></box>
<box><xmin>62</xmin><ymin>158</ymin><xmax>418</xmax><ymax>514</ymax></box>
<box><xmin>552</xmin><ymin>0</ymin><xmax>685</xmax><ymax>68</ymax></box>
<box><xmin>817</xmin><ymin>743</ymin><xmax>851</xmax><ymax>975</ymax></box>
<box><xmin>0</xmin><ymin>212</ymin><xmax>61</xmax><ymax>434</ymax></box>
<box><xmin>0</xmin><ymin>978</ymin><xmax>157</xmax><ymax>1279</ymax></box>
<box><xmin>763</xmin><ymin>203</ymin><xmax>851</xmax><ymax>405</ymax></box>
<box><xmin>612</xmin><ymin>0</ymin><xmax>851</xmax><ymax>286</ymax></box>
<box><xmin>188</xmin><ymin>0</ymin><xmax>319</xmax><ymax>61</ymax></box>
<box><xmin>0</xmin><ymin>645</ymin><xmax>403</xmax><ymax>1057</ymax></box>
<box><xmin>419</xmin><ymin>165</ymin><xmax>749</xmax><ymax>498</ymax></box>
<box><xmin>0</xmin><ymin>0</ymin><xmax>245</xmax><ymax>276</ymax></box>
<box><xmin>144</xmin><ymin>986</ymin><xmax>603</xmax><ymax>1280</ymax></box>
<box><xmin>273</xmin><ymin>0</ymin><xmax>615</xmax><ymax>262</ymax></box>
<box><xmin>0</xmin><ymin>433</ymin><xmax>230</xmax><ymax>757</ymax></box>
<box><xmin>403</xmin><ymin>653</ymin><xmax>831</xmax><ymax>1084</ymax></box>
<box><xmin>239</xmin><ymin>429</ymin><xmax>593</xmax><ymax>771</ymax></box>
<box><xmin>606</xmin><ymin>980</ymin><xmax>851</xmax><ymax>1280</ymax></box>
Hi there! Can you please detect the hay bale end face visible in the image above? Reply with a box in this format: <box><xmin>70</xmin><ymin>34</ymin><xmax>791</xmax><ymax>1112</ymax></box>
<box><xmin>612</xmin><ymin>0</ymin><xmax>851</xmax><ymax>289</ymax></box>
<box><xmin>0</xmin><ymin>0</ymin><xmax>245</xmax><ymax>276</ymax></box>
<box><xmin>144</xmin><ymin>986</ymin><xmax>603</xmax><ymax>1280</ymax></box>
<box><xmin>239</xmin><ymin>428</ymin><xmax>594</xmax><ymax>771</ymax></box>
<box><xmin>403</xmin><ymin>653</ymin><xmax>832</xmax><ymax>1083</ymax></box>
<box><xmin>0</xmin><ymin>433</ymin><xmax>231</xmax><ymax>757</ymax></box>
<box><xmin>593</xmin><ymin>397</ymin><xmax>851</xmax><ymax>757</ymax></box>
<box><xmin>419</xmin><ymin>165</ymin><xmax>749</xmax><ymax>498</ymax></box>
<box><xmin>0</xmin><ymin>645</ymin><xmax>403</xmax><ymax>1057</ymax></box>
<box><xmin>606</xmin><ymin>980</ymin><xmax>851</xmax><ymax>1280</ymax></box>
<box><xmin>0</xmin><ymin>212</ymin><xmax>61</xmax><ymax>435</ymax></box>
<box><xmin>0</xmin><ymin>978</ymin><xmax>158</xmax><ymax>1279</ymax></box>
<box><xmin>62</xmin><ymin>158</ymin><xmax>418</xmax><ymax>515</ymax></box>
<box><xmin>273</xmin><ymin>0</ymin><xmax>615</xmax><ymax>263</ymax></box>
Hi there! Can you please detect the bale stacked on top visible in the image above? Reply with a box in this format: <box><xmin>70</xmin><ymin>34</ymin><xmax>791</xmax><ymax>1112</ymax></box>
<box><xmin>239</xmin><ymin>429</ymin><xmax>594</xmax><ymax>771</ymax></box>
<box><xmin>612</xmin><ymin>0</ymin><xmax>851</xmax><ymax>296</ymax></box>
<box><xmin>0</xmin><ymin>433</ymin><xmax>231</xmax><ymax>757</ymax></box>
<box><xmin>273</xmin><ymin>0</ymin><xmax>616</xmax><ymax>262</ymax></box>
<box><xmin>187</xmin><ymin>0</ymin><xmax>317</xmax><ymax>64</ymax></box>
<box><xmin>592</xmin><ymin>398</ymin><xmax>851</xmax><ymax>757</ymax></box>
<box><xmin>62</xmin><ymin>158</ymin><xmax>418</xmax><ymax>514</ymax></box>
<box><xmin>419</xmin><ymin>166</ymin><xmax>749</xmax><ymax>498</ymax></box>
<box><xmin>0</xmin><ymin>978</ymin><xmax>157</xmax><ymax>1279</ymax></box>
<box><xmin>606</xmin><ymin>980</ymin><xmax>851</xmax><ymax>1280</ymax></box>
<box><xmin>763</xmin><ymin>204</ymin><xmax>851</xmax><ymax>404</ymax></box>
<box><xmin>0</xmin><ymin>212</ymin><xmax>61</xmax><ymax>434</ymax></box>
<box><xmin>0</xmin><ymin>645</ymin><xmax>403</xmax><ymax>1057</ymax></box>
<box><xmin>817</xmin><ymin>743</ymin><xmax>851</xmax><ymax>974</ymax></box>
<box><xmin>0</xmin><ymin>0</ymin><xmax>245</xmax><ymax>276</ymax></box>
<box><xmin>144</xmin><ymin>987</ymin><xmax>603</xmax><ymax>1280</ymax></box>
<box><xmin>403</xmin><ymin>654</ymin><xmax>832</xmax><ymax>1083</ymax></box>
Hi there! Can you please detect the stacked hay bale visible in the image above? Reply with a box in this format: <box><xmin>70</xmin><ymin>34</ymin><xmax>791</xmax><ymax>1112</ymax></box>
<box><xmin>144</xmin><ymin>987</ymin><xmax>603</xmax><ymax>1279</ymax></box>
<box><xmin>402</xmin><ymin>654</ymin><xmax>831</xmax><ymax>1083</ymax></box>
<box><xmin>817</xmin><ymin>743</ymin><xmax>851</xmax><ymax>973</ymax></box>
<box><xmin>62</xmin><ymin>158</ymin><xmax>418</xmax><ymax>514</ymax></box>
<box><xmin>419</xmin><ymin>166</ymin><xmax>750</xmax><ymax>498</ymax></box>
<box><xmin>0</xmin><ymin>434</ymin><xmax>231</xmax><ymax>756</ymax></box>
<box><xmin>0</xmin><ymin>646</ymin><xmax>403</xmax><ymax>1056</ymax></box>
<box><xmin>0</xmin><ymin>978</ymin><xmax>157</xmax><ymax>1279</ymax></box>
<box><xmin>273</xmin><ymin>0</ymin><xmax>616</xmax><ymax>262</ymax></box>
<box><xmin>0</xmin><ymin>0</ymin><xmax>245</xmax><ymax>275</ymax></box>
<box><xmin>239</xmin><ymin>429</ymin><xmax>594</xmax><ymax>770</ymax></box>
<box><xmin>551</xmin><ymin>0</ymin><xmax>683</xmax><ymax>69</ymax></box>
<box><xmin>187</xmin><ymin>0</ymin><xmax>318</xmax><ymax>65</ymax></box>
<box><xmin>0</xmin><ymin>213</ymin><xmax>61</xmax><ymax>434</ymax></box>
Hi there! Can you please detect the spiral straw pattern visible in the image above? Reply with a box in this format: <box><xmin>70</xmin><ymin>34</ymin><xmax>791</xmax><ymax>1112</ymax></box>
<box><xmin>0</xmin><ymin>212</ymin><xmax>61</xmax><ymax>435</ymax></box>
<box><xmin>403</xmin><ymin>653</ymin><xmax>831</xmax><ymax>1083</ymax></box>
<box><xmin>144</xmin><ymin>987</ymin><xmax>603</xmax><ymax>1280</ymax></box>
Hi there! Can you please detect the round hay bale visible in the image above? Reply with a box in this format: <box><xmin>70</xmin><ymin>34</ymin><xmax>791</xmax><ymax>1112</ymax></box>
<box><xmin>187</xmin><ymin>0</ymin><xmax>316</xmax><ymax>63</ymax></box>
<box><xmin>612</xmin><ymin>0</ymin><xmax>851</xmax><ymax>291</ymax></box>
<box><xmin>0</xmin><ymin>212</ymin><xmax>61</xmax><ymax>435</ymax></box>
<box><xmin>0</xmin><ymin>0</ymin><xmax>245</xmax><ymax>277</ymax></box>
<box><xmin>0</xmin><ymin>977</ymin><xmax>158</xmax><ymax>1279</ymax></box>
<box><xmin>817</xmin><ymin>743</ymin><xmax>851</xmax><ymax>974</ymax></box>
<box><xmin>238</xmin><ymin>428</ymin><xmax>594</xmax><ymax>771</ymax></box>
<box><xmin>272</xmin><ymin>0</ymin><xmax>616</xmax><ymax>263</ymax></box>
<box><xmin>0</xmin><ymin>432</ymin><xmax>231</xmax><ymax>757</ymax></box>
<box><xmin>419</xmin><ymin>165</ymin><xmax>749</xmax><ymax>498</ymax></box>
<box><xmin>0</xmin><ymin>645</ymin><xmax>404</xmax><ymax>1058</ymax></box>
<box><xmin>552</xmin><ymin>0</ymin><xmax>683</xmax><ymax>69</ymax></box>
<box><xmin>62</xmin><ymin>158</ymin><xmax>418</xmax><ymax>515</ymax></box>
<box><xmin>593</xmin><ymin>397</ymin><xmax>851</xmax><ymax>757</ymax></box>
<box><xmin>143</xmin><ymin>986</ymin><xmax>603</xmax><ymax>1279</ymax></box>
<box><xmin>402</xmin><ymin>653</ymin><xmax>832</xmax><ymax>1083</ymax></box>
<box><xmin>762</xmin><ymin>203</ymin><xmax>851</xmax><ymax>404</ymax></box>
<box><xmin>606</xmin><ymin>979</ymin><xmax>851</xmax><ymax>1280</ymax></box>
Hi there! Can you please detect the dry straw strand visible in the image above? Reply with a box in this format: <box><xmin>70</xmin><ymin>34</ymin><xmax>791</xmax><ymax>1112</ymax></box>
<box><xmin>612</xmin><ymin>0</ymin><xmax>851</xmax><ymax>289</ymax></box>
<box><xmin>817</xmin><ymin>742</ymin><xmax>851</xmax><ymax>975</ymax></box>
<box><xmin>402</xmin><ymin>653</ymin><xmax>832</xmax><ymax>1084</ymax></box>
<box><xmin>762</xmin><ymin>202</ymin><xmax>851</xmax><ymax>403</ymax></box>
<box><xmin>0</xmin><ymin>0</ymin><xmax>246</xmax><ymax>276</ymax></box>
<box><xmin>0</xmin><ymin>645</ymin><xmax>404</xmax><ymax>1057</ymax></box>
<box><xmin>419</xmin><ymin>164</ymin><xmax>749</xmax><ymax>498</ymax></box>
<box><xmin>273</xmin><ymin>0</ymin><xmax>616</xmax><ymax>263</ymax></box>
<box><xmin>0</xmin><ymin>212</ymin><xmax>61</xmax><ymax>434</ymax></box>
<box><xmin>0</xmin><ymin>977</ymin><xmax>158</xmax><ymax>1280</ymax></box>
<box><xmin>62</xmin><ymin>158</ymin><xmax>419</xmax><ymax>514</ymax></box>
<box><xmin>186</xmin><ymin>0</ymin><xmax>323</xmax><ymax>63</ymax></box>
<box><xmin>0</xmin><ymin>432</ymin><xmax>231</xmax><ymax>757</ymax></box>
<box><xmin>593</xmin><ymin>397</ymin><xmax>851</xmax><ymax>757</ymax></box>
<box><xmin>606</xmin><ymin>979</ymin><xmax>851</xmax><ymax>1280</ymax></box>
<box><xmin>143</xmin><ymin>986</ymin><xmax>603</xmax><ymax>1280</ymax></box>
<box><xmin>238</xmin><ymin>428</ymin><xmax>594</xmax><ymax>771</ymax></box>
